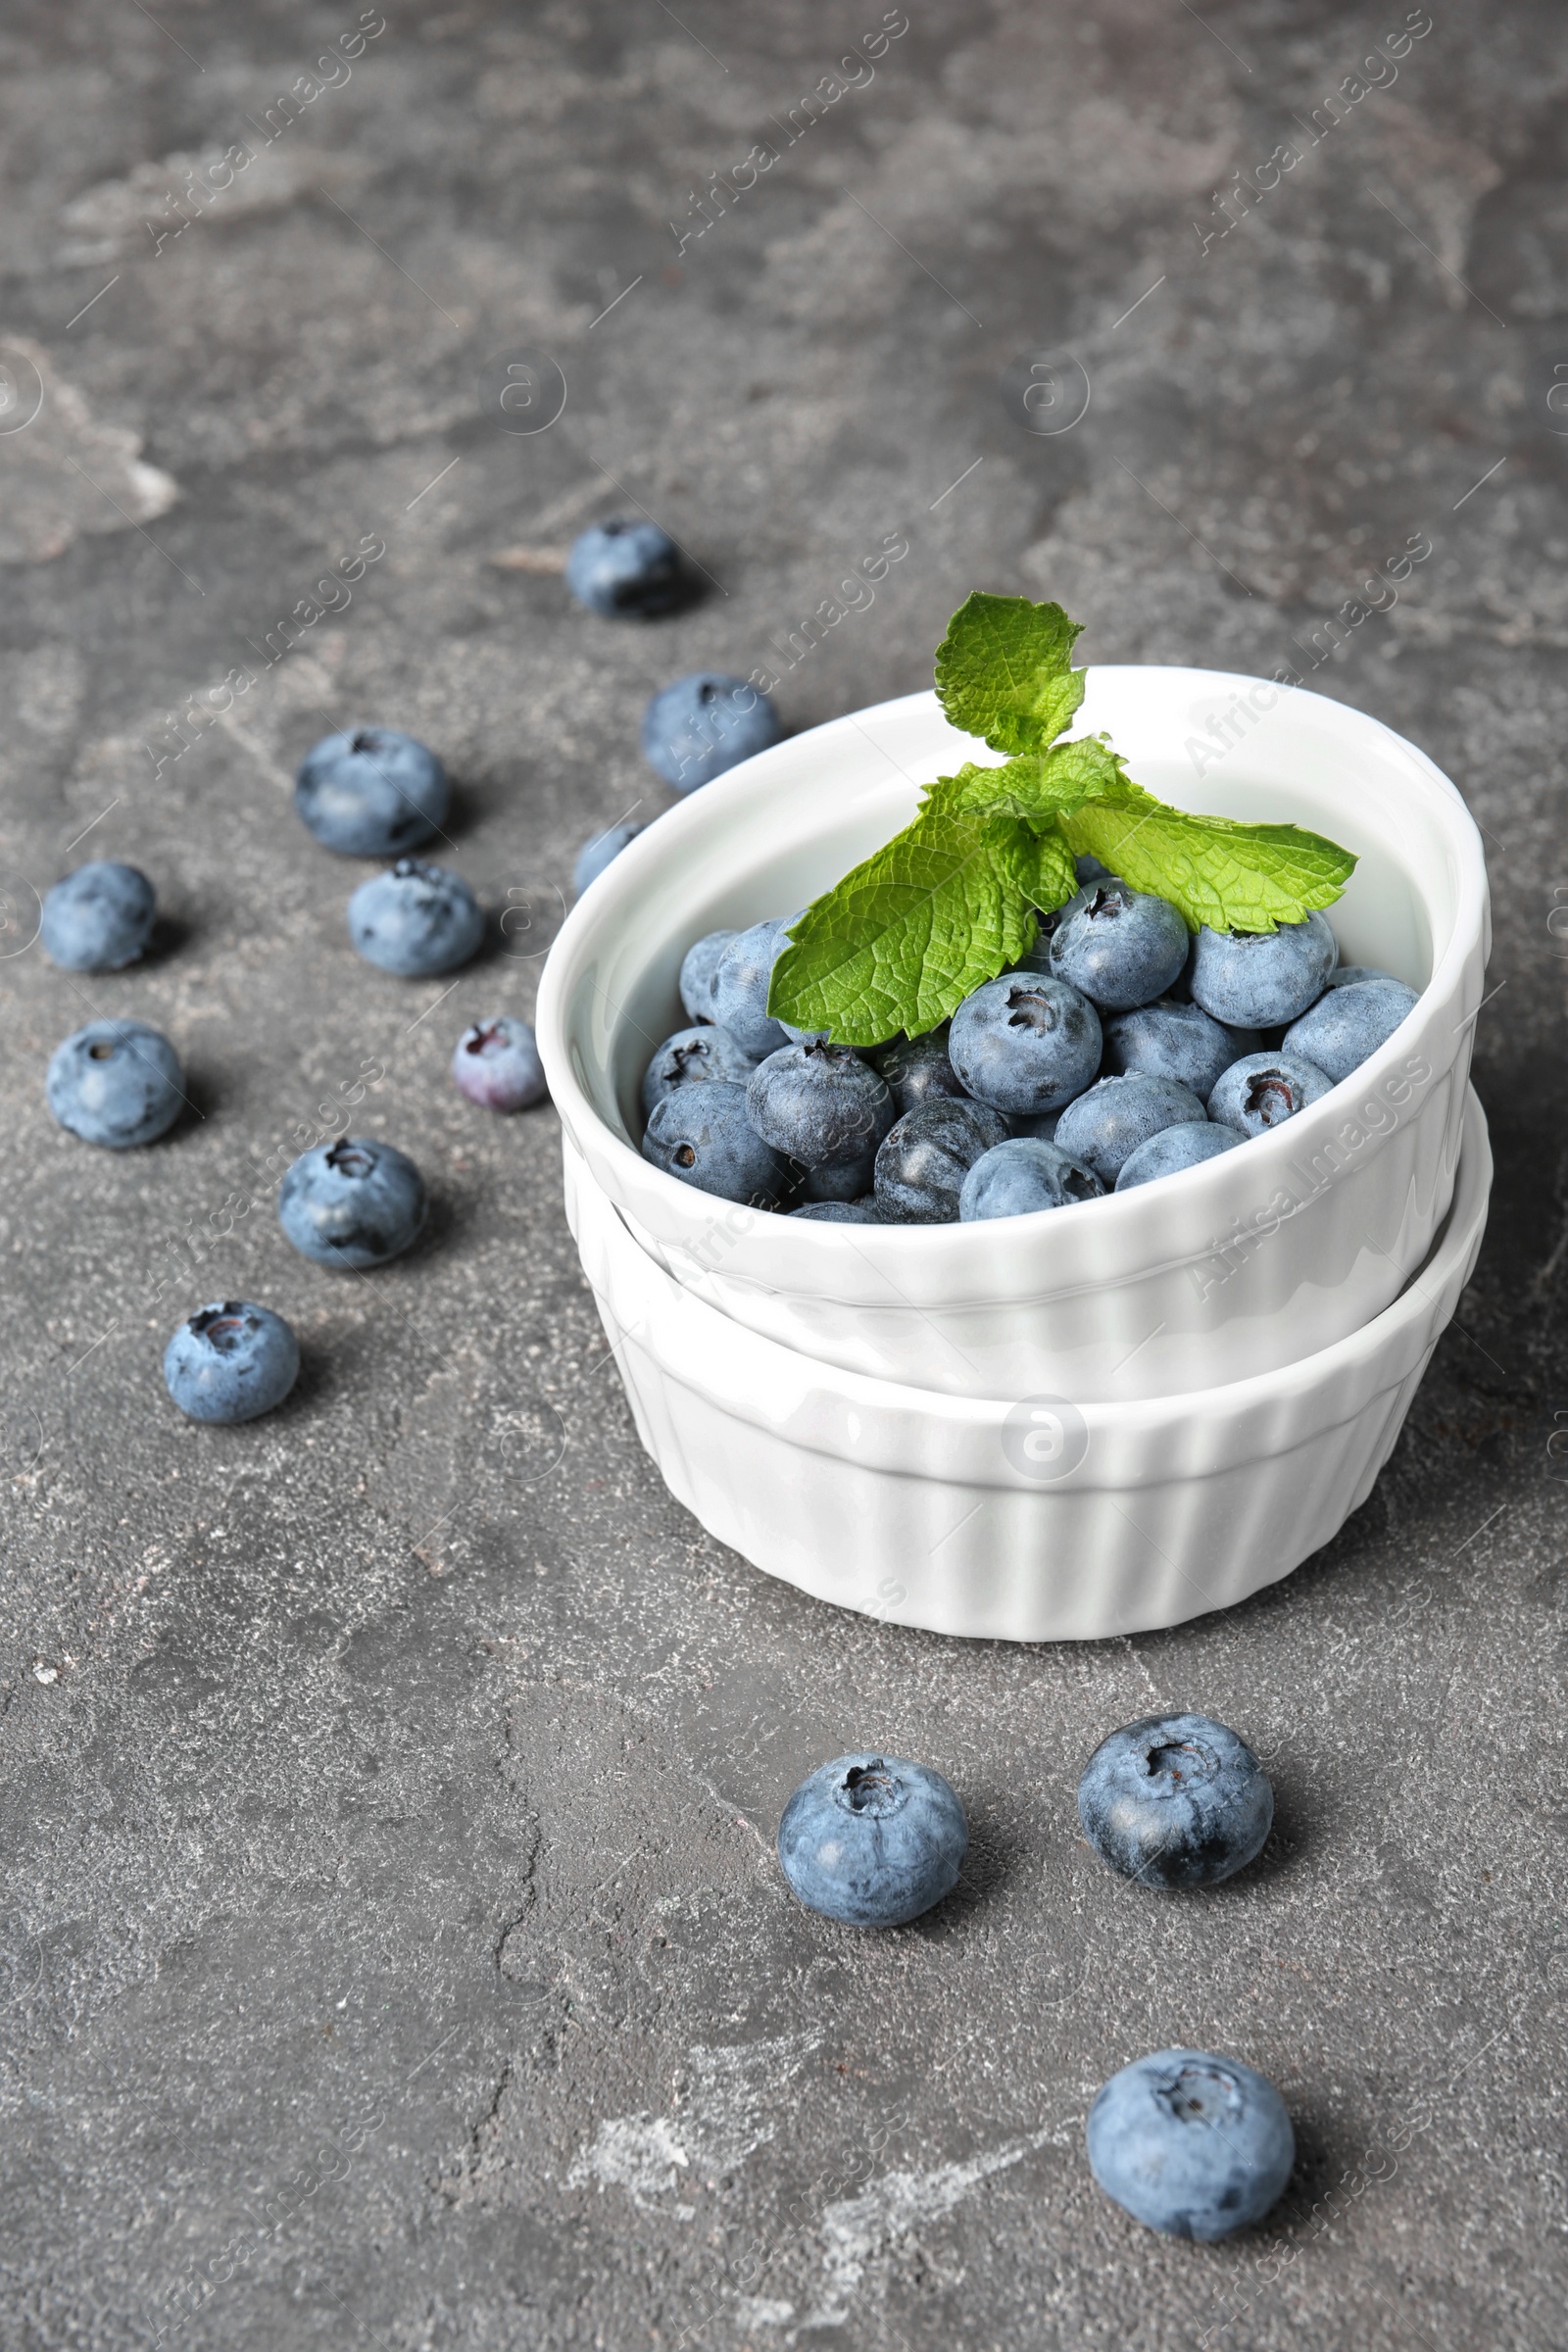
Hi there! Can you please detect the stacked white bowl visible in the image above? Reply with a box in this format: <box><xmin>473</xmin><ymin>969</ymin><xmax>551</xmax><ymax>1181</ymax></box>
<box><xmin>537</xmin><ymin>673</ymin><xmax>1492</xmax><ymax>1641</ymax></box>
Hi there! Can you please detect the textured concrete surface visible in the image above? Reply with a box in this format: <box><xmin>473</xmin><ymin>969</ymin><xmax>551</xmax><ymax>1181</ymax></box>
<box><xmin>1</xmin><ymin>3</ymin><xmax>1565</xmax><ymax>2347</ymax></box>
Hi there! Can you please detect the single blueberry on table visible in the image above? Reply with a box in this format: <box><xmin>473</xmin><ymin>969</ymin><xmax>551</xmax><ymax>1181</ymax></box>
<box><xmin>294</xmin><ymin>728</ymin><xmax>447</xmax><ymax>858</ymax></box>
<box><xmin>40</xmin><ymin>861</ymin><xmax>156</xmax><ymax>971</ymax></box>
<box><xmin>776</xmin><ymin>1753</ymin><xmax>967</xmax><ymax>1927</ymax></box>
<box><xmin>1188</xmin><ymin>911</ymin><xmax>1338</xmax><ymax>1027</ymax></box>
<box><xmin>1077</xmin><ymin>1711</ymin><xmax>1274</xmax><ymax>1889</ymax></box>
<box><xmin>1283</xmin><ymin>975</ymin><xmax>1418</xmax><ymax>1083</ymax></box>
<box><xmin>790</xmin><ymin>1198</ymin><xmax>883</xmax><ymax>1222</ymax></box>
<box><xmin>641</xmin><ymin>1023</ymin><xmax>757</xmax><ymax>1119</ymax></box>
<box><xmin>746</xmin><ymin>1040</ymin><xmax>895</xmax><ymax>1168</ymax></box>
<box><xmin>709</xmin><ymin>918</ymin><xmax>795</xmax><ymax>1060</ymax></box>
<box><xmin>46</xmin><ymin>1019</ymin><xmax>184</xmax><ymax>1149</ymax></box>
<box><xmin>949</xmin><ymin>973</ymin><xmax>1102</xmax><ymax>1115</ymax></box>
<box><xmin>572</xmin><ymin>821</ymin><xmax>643</xmax><ymax>895</ymax></box>
<box><xmin>641</xmin><ymin>1081</ymin><xmax>795</xmax><ymax>1207</ymax></box>
<box><xmin>642</xmin><ymin>674</ymin><xmax>782</xmax><ymax>793</ymax></box>
<box><xmin>1087</xmin><ymin>2048</ymin><xmax>1294</xmax><ymax>2240</ymax></box>
<box><xmin>1115</xmin><ymin>1120</ymin><xmax>1242</xmax><ymax>1191</ymax></box>
<box><xmin>1049</xmin><ymin>881</ymin><xmax>1190</xmax><ymax>1011</ymax></box>
<box><xmin>564</xmin><ymin>518</ymin><xmax>684</xmax><ymax>617</ymax></box>
<box><xmin>1054</xmin><ymin>1073</ymin><xmax>1208</xmax><ymax>1188</ymax></box>
<box><xmin>874</xmin><ymin>1098</ymin><xmax>1009</xmax><ymax>1223</ymax></box>
<box><xmin>348</xmin><ymin>858</ymin><xmax>484</xmax><ymax>977</ymax></box>
<box><xmin>451</xmin><ymin>1016</ymin><xmax>548</xmax><ymax>1112</ymax></box>
<box><xmin>163</xmin><ymin>1301</ymin><xmax>300</xmax><ymax>1424</ymax></box>
<box><xmin>872</xmin><ymin>1026</ymin><xmax>969</xmax><ymax>1114</ymax></box>
<box><xmin>958</xmin><ymin>1137</ymin><xmax>1103</xmax><ymax>1221</ymax></box>
<box><xmin>679</xmin><ymin>928</ymin><xmax>736</xmax><ymax>1023</ymax></box>
<box><xmin>1102</xmin><ymin>998</ymin><xmax>1256</xmax><ymax>1102</ymax></box>
<box><xmin>1208</xmin><ymin>1051</ymin><xmax>1333</xmax><ymax>1138</ymax></box>
<box><xmin>278</xmin><ymin>1137</ymin><xmax>427</xmax><ymax>1269</ymax></box>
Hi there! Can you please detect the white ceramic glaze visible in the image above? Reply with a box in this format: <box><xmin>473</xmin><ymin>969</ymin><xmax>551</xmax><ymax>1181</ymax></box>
<box><xmin>566</xmin><ymin>1091</ymin><xmax>1491</xmax><ymax>1642</ymax></box>
<box><xmin>537</xmin><ymin>675</ymin><xmax>1490</xmax><ymax>1401</ymax></box>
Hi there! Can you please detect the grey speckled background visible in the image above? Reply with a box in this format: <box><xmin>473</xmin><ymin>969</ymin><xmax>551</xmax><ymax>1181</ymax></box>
<box><xmin>1</xmin><ymin>3</ymin><xmax>1565</xmax><ymax>2347</ymax></box>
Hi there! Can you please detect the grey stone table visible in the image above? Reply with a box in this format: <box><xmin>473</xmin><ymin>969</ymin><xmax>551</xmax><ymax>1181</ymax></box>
<box><xmin>1</xmin><ymin>4</ymin><xmax>1563</xmax><ymax>2346</ymax></box>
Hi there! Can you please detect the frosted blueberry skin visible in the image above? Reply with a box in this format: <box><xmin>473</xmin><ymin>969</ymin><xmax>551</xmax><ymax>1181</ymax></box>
<box><xmin>348</xmin><ymin>859</ymin><xmax>484</xmax><ymax>977</ymax></box>
<box><xmin>294</xmin><ymin>728</ymin><xmax>447</xmax><ymax>858</ymax></box>
<box><xmin>1102</xmin><ymin>998</ymin><xmax>1256</xmax><ymax>1102</ymax></box>
<box><xmin>163</xmin><ymin>1300</ymin><xmax>300</xmax><ymax>1424</ymax></box>
<box><xmin>958</xmin><ymin>1137</ymin><xmax>1104</xmax><ymax>1221</ymax></box>
<box><xmin>679</xmin><ymin>928</ymin><xmax>736</xmax><ymax>1024</ymax></box>
<box><xmin>1048</xmin><ymin>880</ymin><xmax>1190</xmax><ymax>1011</ymax></box>
<box><xmin>1077</xmin><ymin>1711</ymin><xmax>1274</xmax><ymax>1889</ymax></box>
<box><xmin>565</xmin><ymin>518</ymin><xmax>684</xmax><ymax>617</ymax></box>
<box><xmin>643</xmin><ymin>673</ymin><xmax>783</xmax><ymax>794</ymax></box>
<box><xmin>279</xmin><ymin>1138</ymin><xmax>427</xmax><ymax>1269</ymax></box>
<box><xmin>572</xmin><ymin>822</ymin><xmax>643</xmax><ymax>895</ymax></box>
<box><xmin>40</xmin><ymin>861</ymin><xmax>156</xmax><ymax>970</ymax></box>
<box><xmin>790</xmin><ymin>1198</ymin><xmax>883</xmax><ymax>1222</ymax></box>
<box><xmin>1087</xmin><ymin>2048</ymin><xmax>1294</xmax><ymax>2240</ymax></box>
<box><xmin>1115</xmin><ymin>1120</ymin><xmax>1242</xmax><ymax>1191</ymax></box>
<box><xmin>746</xmin><ymin>1040</ymin><xmax>896</xmax><ymax>1168</ymax></box>
<box><xmin>46</xmin><ymin>1019</ymin><xmax>184</xmax><ymax>1149</ymax></box>
<box><xmin>1188</xmin><ymin>910</ymin><xmax>1338</xmax><ymax>1027</ymax></box>
<box><xmin>709</xmin><ymin>918</ymin><xmax>795</xmax><ymax>1060</ymax></box>
<box><xmin>949</xmin><ymin>972</ymin><xmax>1102</xmax><ymax>1115</ymax></box>
<box><xmin>1283</xmin><ymin>975</ymin><xmax>1419</xmax><ymax>1083</ymax></box>
<box><xmin>874</xmin><ymin>1098</ymin><xmax>1009</xmax><ymax>1223</ymax></box>
<box><xmin>1054</xmin><ymin>1073</ymin><xmax>1208</xmax><ymax>1188</ymax></box>
<box><xmin>1208</xmin><ymin>1051</ymin><xmax>1334</xmax><ymax>1139</ymax></box>
<box><xmin>641</xmin><ymin>1024</ymin><xmax>757</xmax><ymax>1119</ymax></box>
<box><xmin>641</xmin><ymin>1081</ymin><xmax>796</xmax><ymax>1207</ymax></box>
<box><xmin>776</xmin><ymin>1753</ymin><xmax>967</xmax><ymax>1927</ymax></box>
<box><xmin>452</xmin><ymin>1017</ymin><xmax>548</xmax><ymax>1112</ymax></box>
<box><xmin>872</xmin><ymin>1025</ymin><xmax>969</xmax><ymax>1114</ymax></box>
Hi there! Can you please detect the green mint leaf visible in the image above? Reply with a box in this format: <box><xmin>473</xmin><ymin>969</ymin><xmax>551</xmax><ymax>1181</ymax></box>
<box><xmin>1061</xmin><ymin>781</ymin><xmax>1357</xmax><ymax>933</ymax></box>
<box><xmin>927</xmin><ymin>736</ymin><xmax>1129</xmax><ymax>823</ymax></box>
<box><xmin>988</xmin><ymin>813</ymin><xmax>1079</xmax><ymax>914</ymax></box>
<box><xmin>933</xmin><ymin>591</ymin><xmax>1085</xmax><ymax>756</ymax></box>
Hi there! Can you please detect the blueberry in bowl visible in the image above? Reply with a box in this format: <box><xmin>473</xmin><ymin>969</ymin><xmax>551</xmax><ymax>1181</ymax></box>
<box><xmin>1086</xmin><ymin>2048</ymin><xmax>1294</xmax><ymax>2239</ymax></box>
<box><xmin>642</xmin><ymin>673</ymin><xmax>782</xmax><ymax>794</ymax></box>
<box><xmin>641</xmin><ymin>1081</ymin><xmax>796</xmax><ymax>1207</ymax></box>
<box><xmin>1283</xmin><ymin>974</ymin><xmax>1419</xmax><ymax>1083</ymax></box>
<box><xmin>1077</xmin><ymin>1710</ymin><xmax>1273</xmax><ymax>1888</ymax></box>
<box><xmin>295</xmin><ymin>727</ymin><xmax>447</xmax><ymax>858</ymax></box>
<box><xmin>1115</xmin><ymin>1120</ymin><xmax>1241</xmax><ymax>1190</ymax></box>
<box><xmin>776</xmin><ymin>1753</ymin><xmax>967</xmax><ymax>1926</ymax></box>
<box><xmin>1048</xmin><ymin>879</ymin><xmax>1190</xmax><ymax>1011</ymax></box>
<box><xmin>708</xmin><ymin>918</ymin><xmax>796</xmax><ymax>1060</ymax></box>
<box><xmin>1102</xmin><ymin>998</ymin><xmax>1255</xmax><ymax>1102</ymax></box>
<box><xmin>948</xmin><ymin>973</ymin><xmax>1102</xmax><ymax>1115</ymax></box>
<box><xmin>163</xmin><ymin>1300</ymin><xmax>300</xmax><ymax>1424</ymax></box>
<box><xmin>746</xmin><ymin>1040</ymin><xmax>896</xmax><ymax>1170</ymax></box>
<box><xmin>1208</xmin><ymin>1051</ymin><xmax>1333</xmax><ymax>1139</ymax></box>
<box><xmin>452</xmin><ymin>1016</ymin><xmax>548</xmax><ymax>1112</ymax></box>
<box><xmin>348</xmin><ymin>859</ymin><xmax>484</xmax><ymax>977</ymax></box>
<box><xmin>958</xmin><ymin>1137</ymin><xmax>1103</xmax><ymax>1221</ymax></box>
<box><xmin>47</xmin><ymin>1019</ymin><xmax>185</xmax><ymax>1149</ymax></box>
<box><xmin>40</xmin><ymin>860</ymin><xmax>156</xmax><ymax>971</ymax></box>
<box><xmin>678</xmin><ymin>928</ymin><xmax>736</xmax><ymax>1024</ymax></box>
<box><xmin>874</xmin><ymin>1098</ymin><xmax>1008</xmax><ymax>1223</ymax></box>
<box><xmin>1054</xmin><ymin>1073</ymin><xmax>1208</xmax><ymax>1189</ymax></box>
<box><xmin>278</xmin><ymin>1137</ymin><xmax>427</xmax><ymax>1269</ymax></box>
<box><xmin>641</xmin><ymin>1024</ymin><xmax>757</xmax><ymax>1118</ymax></box>
<box><xmin>872</xmin><ymin>1025</ymin><xmax>969</xmax><ymax>1114</ymax></box>
<box><xmin>564</xmin><ymin>518</ymin><xmax>684</xmax><ymax>617</ymax></box>
<box><xmin>1188</xmin><ymin>910</ymin><xmax>1338</xmax><ymax>1027</ymax></box>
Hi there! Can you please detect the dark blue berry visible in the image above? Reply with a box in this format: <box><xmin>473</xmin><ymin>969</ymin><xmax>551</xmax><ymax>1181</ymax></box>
<box><xmin>1078</xmin><ymin>1711</ymin><xmax>1273</xmax><ymax>1888</ymax></box>
<box><xmin>294</xmin><ymin>728</ymin><xmax>447</xmax><ymax>857</ymax></box>
<box><xmin>872</xmin><ymin>1026</ymin><xmax>969</xmax><ymax>1113</ymax></box>
<box><xmin>641</xmin><ymin>1024</ymin><xmax>757</xmax><ymax>1119</ymax></box>
<box><xmin>451</xmin><ymin>1017</ymin><xmax>547</xmax><ymax>1112</ymax></box>
<box><xmin>1115</xmin><ymin>1121</ymin><xmax>1241</xmax><ymax>1190</ymax></box>
<box><xmin>709</xmin><ymin>919</ymin><xmax>795</xmax><ymax>1060</ymax></box>
<box><xmin>776</xmin><ymin>1753</ymin><xmax>967</xmax><ymax>1927</ymax></box>
<box><xmin>278</xmin><ymin>1138</ymin><xmax>426</xmax><ymax>1269</ymax></box>
<box><xmin>564</xmin><ymin>519</ymin><xmax>684</xmax><ymax>617</ymax></box>
<box><xmin>641</xmin><ymin>1082</ymin><xmax>795</xmax><ymax>1207</ymax></box>
<box><xmin>1208</xmin><ymin>1051</ymin><xmax>1333</xmax><ymax>1138</ymax></box>
<box><xmin>679</xmin><ymin>929</ymin><xmax>736</xmax><ymax>1024</ymax></box>
<box><xmin>1188</xmin><ymin>912</ymin><xmax>1338</xmax><ymax>1026</ymax></box>
<box><xmin>873</xmin><ymin>1098</ymin><xmax>1009</xmax><ymax>1223</ymax></box>
<box><xmin>1048</xmin><ymin>881</ymin><xmax>1189</xmax><ymax>1011</ymax></box>
<box><xmin>958</xmin><ymin>1137</ymin><xmax>1103</xmax><ymax>1220</ymax></box>
<box><xmin>746</xmin><ymin>1041</ymin><xmax>895</xmax><ymax>1168</ymax></box>
<box><xmin>1087</xmin><ymin>2049</ymin><xmax>1294</xmax><ymax>2239</ymax></box>
<box><xmin>1054</xmin><ymin>1074</ymin><xmax>1207</xmax><ymax>1187</ymax></box>
<box><xmin>348</xmin><ymin>858</ymin><xmax>483</xmax><ymax>976</ymax></box>
<box><xmin>642</xmin><ymin>673</ymin><xmax>782</xmax><ymax>793</ymax></box>
<box><xmin>40</xmin><ymin>861</ymin><xmax>155</xmax><ymax>970</ymax></box>
<box><xmin>163</xmin><ymin>1300</ymin><xmax>300</xmax><ymax>1424</ymax></box>
<box><xmin>949</xmin><ymin>974</ymin><xmax>1102</xmax><ymax>1115</ymax></box>
<box><xmin>790</xmin><ymin>1199</ymin><xmax>883</xmax><ymax>1222</ymax></box>
<box><xmin>47</xmin><ymin>1019</ymin><xmax>184</xmax><ymax>1149</ymax></box>
<box><xmin>1283</xmin><ymin>975</ymin><xmax>1418</xmax><ymax>1083</ymax></box>
<box><xmin>1102</xmin><ymin>998</ymin><xmax>1255</xmax><ymax>1102</ymax></box>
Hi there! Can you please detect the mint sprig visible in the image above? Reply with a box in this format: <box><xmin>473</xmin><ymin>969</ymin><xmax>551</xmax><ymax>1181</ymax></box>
<box><xmin>768</xmin><ymin>592</ymin><xmax>1355</xmax><ymax>1045</ymax></box>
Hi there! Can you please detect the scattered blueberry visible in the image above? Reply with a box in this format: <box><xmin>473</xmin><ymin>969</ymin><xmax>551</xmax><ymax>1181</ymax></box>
<box><xmin>294</xmin><ymin>728</ymin><xmax>447</xmax><ymax>857</ymax></box>
<box><xmin>163</xmin><ymin>1300</ymin><xmax>300</xmax><ymax>1424</ymax></box>
<box><xmin>790</xmin><ymin>1199</ymin><xmax>883</xmax><ymax>1222</ymax></box>
<box><xmin>278</xmin><ymin>1137</ymin><xmax>427</xmax><ymax>1269</ymax></box>
<box><xmin>1208</xmin><ymin>1051</ymin><xmax>1333</xmax><ymax>1138</ymax></box>
<box><xmin>746</xmin><ymin>1040</ymin><xmax>895</xmax><ymax>1169</ymax></box>
<box><xmin>776</xmin><ymin>1753</ymin><xmax>967</xmax><ymax>1927</ymax></box>
<box><xmin>1115</xmin><ymin>1121</ymin><xmax>1242</xmax><ymax>1191</ymax></box>
<box><xmin>1188</xmin><ymin>912</ymin><xmax>1338</xmax><ymax>1027</ymax></box>
<box><xmin>348</xmin><ymin>858</ymin><xmax>483</xmax><ymax>977</ymax></box>
<box><xmin>564</xmin><ymin>518</ymin><xmax>684</xmax><ymax>617</ymax></box>
<box><xmin>642</xmin><ymin>673</ymin><xmax>783</xmax><ymax>794</ymax></box>
<box><xmin>958</xmin><ymin>1137</ymin><xmax>1104</xmax><ymax>1221</ymax></box>
<box><xmin>573</xmin><ymin>822</ymin><xmax>643</xmax><ymax>895</ymax></box>
<box><xmin>1077</xmin><ymin>1711</ymin><xmax>1274</xmax><ymax>1889</ymax></box>
<box><xmin>641</xmin><ymin>1081</ymin><xmax>795</xmax><ymax>1207</ymax></box>
<box><xmin>40</xmin><ymin>861</ymin><xmax>156</xmax><ymax>971</ymax></box>
<box><xmin>872</xmin><ymin>1027</ymin><xmax>969</xmax><ymax>1114</ymax></box>
<box><xmin>1283</xmin><ymin>975</ymin><xmax>1418</xmax><ymax>1083</ymax></box>
<box><xmin>1087</xmin><ymin>2048</ymin><xmax>1294</xmax><ymax>2240</ymax></box>
<box><xmin>949</xmin><ymin>973</ymin><xmax>1102</xmax><ymax>1115</ymax></box>
<box><xmin>1049</xmin><ymin>881</ymin><xmax>1190</xmax><ymax>1011</ymax></box>
<box><xmin>679</xmin><ymin>928</ymin><xmax>736</xmax><ymax>1023</ymax></box>
<box><xmin>46</xmin><ymin>1019</ymin><xmax>184</xmax><ymax>1149</ymax></box>
<box><xmin>873</xmin><ymin>1098</ymin><xmax>1009</xmax><ymax>1223</ymax></box>
<box><xmin>1054</xmin><ymin>1073</ymin><xmax>1208</xmax><ymax>1188</ymax></box>
<box><xmin>641</xmin><ymin>1024</ymin><xmax>757</xmax><ymax>1119</ymax></box>
<box><xmin>1102</xmin><ymin>998</ymin><xmax>1255</xmax><ymax>1102</ymax></box>
<box><xmin>451</xmin><ymin>1016</ymin><xmax>548</xmax><ymax>1112</ymax></box>
<box><xmin>709</xmin><ymin>919</ymin><xmax>795</xmax><ymax>1060</ymax></box>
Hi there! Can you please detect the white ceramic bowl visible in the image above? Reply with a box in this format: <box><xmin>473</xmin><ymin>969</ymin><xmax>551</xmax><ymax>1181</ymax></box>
<box><xmin>537</xmin><ymin>674</ymin><xmax>1489</xmax><ymax>1401</ymax></box>
<box><xmin>566</xmin><ymin>1090</ymin><xmax>1491</xmax><ymax>1642</ymax></box>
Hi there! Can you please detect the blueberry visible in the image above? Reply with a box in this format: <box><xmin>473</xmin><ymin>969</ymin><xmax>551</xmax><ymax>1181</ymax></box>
<box><xmin>1049</xmin><ymin>881</ymin><xmax>1190</xmax><ymax>1011</ymax></box>
<box><xmin>163</xmin><ymin>1300</ymin><xmax>300</xmax><ymax>1424</ymax></box>
<box><xmin>679</xmin><ymin>928</ymin><xmax>736</xmax><ymax>1023</ymax></box>
<box><xmin>790</xmin><ymin>1199</ymin><xmax>883</xmax><ymax>1222</ymax></box>
<box><xmin>46</xmin><ymin>1019</ymin><xmax>184</xmax><ymax>1149</ymax></box>
<box><xmin>451</xmin><ymin>1016</ymin><xmax>548</xmax><ymax>1112</ymax></box>
<box><xmin>348</xmin><ymin>858</ymin><xmax>483</xmax><ymax>976</ymax></box>
<box><xmin>949</xmin><ymin>974</ymin><xmax>1102</xmax><ymax>1115</ymax></box>
<box><xmin>709</xmin><ymin>919</ymin><xmax>795</xmax><ymax>1060</ymax></box>
<box><xmin>1087</xmin><ymin>2048</ymin><xmax>1294</xmax><ymax>2240</ymax></box>
<box><xmin>573</xmin><ymin>822</ymin><xmax>643</xmax><ymax>895</ymax></box>
<box><xmin>1208</xmin><ymin>1051</ymin><xmax>1333</xmax><ymax>1138</ymax></box>
<box><xmin>1006</xmin><ymin>1109</ymin><xmax>1060</xmax><ymax>1142</ymax></box>
<box><xmin>278</xmin><ymin>1137</ymin><xmax>426</xmax><ymax>1269</ymax></box>
<box><xmin>802</xmin><ymin>1146</ymin><xmax>879</xmax><ymax>1201</ymax></box>
<box><xmin>958</xmin><ymin>1137</ymin><xmax>1104</xmax><ymax>1221</ymax></box>
<box><xmin>1102</xmin><ymin>998</ymin><xmax>1256</xmax><ymax>1102</ymax></box>
<box><xmin>641</xmin><ymin>1024</ymin><xmax>757</xmax><ymax>1119</ymax></box>
<box><xmin>1075</xmin><ymin>853</ymin><xmax>1112</xmax><ymax>885</ymax></box>
<box><xmin>642</xmin><ymin>673</ymin><xmax>783</xmax><ymax>794</ymax></box>
<box><xmin>873</xmin><ymin>1098</ymin><xmax>1009</xmax><ymax>1222</ymax></box>
<box><xmin>872</xmin><ymin>1026</ymin><xmax>969</xmax><ymax>1114</ymax></box>
<box><xmin>641</xmin><ymin>1082</ymin><xmax>795</xmax><ymax>1207</ymax></box>
<box><xmin>1325</xmin><ymin>962</ymin><xmax>1393</xmax><ymax>990</ymax></box>
<box><xmin>746</xmin><ymin>1040</ymin><xmax>895</xmax><ymax>1169</ymax></box>
<box><xmin>294</xmin><ymin>727</ymin><xmax>447</xmax><ymax>858</ymax></box>
<box><xmin>1054</xmin><ymin>1074</ymin><xmax>1208</xmax><ymax>1187</ymax></box>
<box><xmin>1188</xmin><ymin>911</ymin><xmax>1338</xmax><ymax>1027</ymax></box>
<box><xmin>1077</xmin><ymin>1712</ymin><xmax>1274</xmax><ymax>1889</ymax></box>
<box><xmin>564</xmin><ymin>518</ymin><xmax>684</xmax><ymax>617</ymax></box>
<box><xmin>40</xmin><ymin>861</ymin><xmax>156</xmax><ymax>970</ymax></box>
<box><xmin>1115</xmin><ymin>1121</ymin><xmax>1242</xmax><ymax>1191</ymax></box>
<box><xmin>776</xmin><ymin>1753</ymin><xmax>967</xmax><ymax>1927</ymax></box>
<box><xmin>1283</xmin><ymin>976</ymin><xmax>1418</xmax><ymax>1083</ymax></box>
